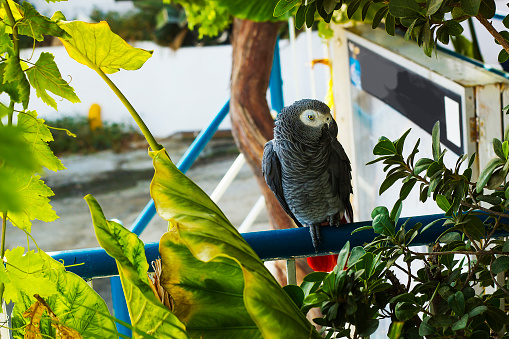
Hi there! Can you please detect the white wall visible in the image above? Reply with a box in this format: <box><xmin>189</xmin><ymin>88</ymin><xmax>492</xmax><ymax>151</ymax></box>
<box><xmin>4</xmin><ymin>31</ymin><xmax>329</xmax><ymax>138</ymax></box>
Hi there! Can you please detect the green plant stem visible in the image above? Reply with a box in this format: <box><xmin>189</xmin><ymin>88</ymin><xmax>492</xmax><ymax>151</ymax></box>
<box><xmin>476</xmin><ymin>12</ymin><xmax>509</xmax><ymax>55</ymax></box>
<box><xmin>3</xmin><ymin>0</ymin><xmax>19</xmax><ymax>58</ymax></box>
<box><xmin>93</xmin><ymin>68</ymin><xmax>162</xmax><ymax>152</ymax></box>
<box><xmin>461</xmin><ymin>201</ymin><xmax>509</xmax><ymax>219</ymax></box>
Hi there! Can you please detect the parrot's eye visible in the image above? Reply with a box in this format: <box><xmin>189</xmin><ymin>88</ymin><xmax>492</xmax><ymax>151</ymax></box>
<box><xmin>308</xmin><ymin>115</ymin><xmax>314</xmax><ymax>120</ymax></box>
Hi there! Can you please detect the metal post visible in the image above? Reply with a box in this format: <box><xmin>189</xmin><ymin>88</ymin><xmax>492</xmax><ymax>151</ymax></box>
<box><xmin>210</xmin><ymin>154</ymin><xmax>246</xmax><ymax>203</ymax></box>
<box><xmin>110</xmin><ymin>276</ymin><xmax>131</xmax><ymax>338</ymax></box>
<box><xmin>129</xmin><ymin>100</ymin><xmax>230</xmax><ymax>236</ymax></box>
<box><xmin>286</xmin><ymin>258</ymin><xmax>297</xmax><ymax>285</ymax></box>
<box><xmin>269</xmin><ymin>37</ymin><xmax>284</xmax><ymax>114</ymax></box>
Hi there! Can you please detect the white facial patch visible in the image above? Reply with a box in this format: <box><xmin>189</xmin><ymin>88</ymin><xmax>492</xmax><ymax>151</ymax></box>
<box><xmin>299</xmin><ymin>109</ymin><xmax>332</xmax><ymax>127</ymax></box>
<box><xmin>300</xmin><ymin>109</ymin><xmax>322</xmax><ymax>127</ymax></box>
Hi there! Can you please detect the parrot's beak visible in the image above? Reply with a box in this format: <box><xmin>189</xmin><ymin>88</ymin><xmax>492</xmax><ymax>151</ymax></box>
<box><xmin>327</xmin><ymin>118</ymin><xmax>338</xmax><ymax>139</ymax></box>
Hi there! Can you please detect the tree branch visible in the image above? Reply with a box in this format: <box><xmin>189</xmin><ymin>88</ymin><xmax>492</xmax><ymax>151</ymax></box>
<box><xmin>476</xmin><ymin>12</ymin><xmax>509</xmax><ymax>54</ymax></box>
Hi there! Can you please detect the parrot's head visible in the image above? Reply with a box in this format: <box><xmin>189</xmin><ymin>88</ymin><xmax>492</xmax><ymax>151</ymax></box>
<box><xmin>278</xmin><ymin>99</ymin><xmax>337</xmax><ymax>143</ymax></box>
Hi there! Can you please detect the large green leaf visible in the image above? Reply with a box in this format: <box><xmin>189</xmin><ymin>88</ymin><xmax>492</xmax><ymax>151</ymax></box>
<box><xmin>0</xmin><ymin>22</ymin><xmax>13</xmax><ymax>55</ymax></box>
<box><xmin>10</xmin><ymin>249</ymin><xmax>117</xmax><ymax>339</ymax></box>
<box><xmin>160</xmin><ymin>230</ymin><xmax>262</xmax><ymax>338</ymax></box>
<box><xmin>58</xmin><ymin>21</ymin><xmax>153</xmax><ymax>74</ymax></box>
<box><xmin>26</xmin><ymin>52</ymin><xmax>80</xmax><ymax>109</ymax></box>
<box><xmin>213</xmin><ymin>0</ymin><xmax>284</xmax><ymax>22</ymax></box>
<box><xmin>150</xmin><ymin>149</ymin><xmax>320</xmax><ymax>338</ymax></box>
<box><xmin>16</xmin><ymin>2</ymin><xmax>69</xmax><ymax>41</ymax></box>
<box><xmin>5</xmin><ymin>172</ymin><xmax>58</xmax><ymax>232</ymax></box>
<box><xmin>0</xmin><ymin>126</ymin><xmax>40</xmax><ymax>213</ymax></box>
<box><xmin>17</xmin><ymin>110</ymin><xmax>65</xmax><ymax>172</ymax></box>
<box><xmin>0</xmin><ymin>58</ymin><xmax>30</xmax><ymax>108</ymax></box>
<box><xmin>2</xmin><ymin>247</ymin><xmax>58</xmax><ymax>305</ymax></box>
<box><xmin>85</xmin><ymin>195</ymin><xmax>190</xmax><ymax>339</ymax></box>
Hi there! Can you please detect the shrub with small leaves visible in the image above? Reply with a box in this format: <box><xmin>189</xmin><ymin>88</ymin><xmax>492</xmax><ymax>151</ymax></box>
<box><xmin>293</xmin><ymin>121</ymin><xmax>509</xmax><ymax>338</ymax></box>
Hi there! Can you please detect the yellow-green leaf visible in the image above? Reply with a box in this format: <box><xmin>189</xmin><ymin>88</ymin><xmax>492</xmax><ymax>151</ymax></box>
<box><xmin>150</xmin><ymin>149</ymin><xmax>320</xmax><ymax>338</ymax></box>
<box><xmin>17</xmin><ymin>2</ymin><xmax>69</xmax><ymax>41</ymax></box>
<box><xmin>3</xmin><ymin>247</ymin><xmax>58</xmax><ymax>304</ymax></box>
<box><xmin>0</xmin><ymin>60</ymin><xmax>30</xmax><ymax>107</ymax></box>
<box><xmin>159</xmin><ymin>230</ymin><xmax>262</xmax><ymax>338</ymax></box>
<box><xmin>6</xmin><ymin>172</ymin><xmax>58</xmax><ymax>232</ymax></box>
<box><xmin>0</xmin><ymin>22</ymin><xmax>13</xmax><ymax>55</ymax></box>
<box><xmin>26</xmin><ymin>52</ymin><xmax>80</xmax><ymax>109</ymax></box>
<box><xmin>17</xmin><ymin>110</ymin><xmax>65</xmax><ymax>172</ymax></box>
<box><xmin>85</xmin><ymin>195</ymin><xmax>189</xmax><ymax>339</ymax></box>
<box><xmin>58</xmin><ymin>21</ymin><xmax>153</xmax><ymax>74</ymax></box>
<box><xmin>11</xmin><ymin>250</ymin><xmax>118</xmax><ymax>338</ymax></box>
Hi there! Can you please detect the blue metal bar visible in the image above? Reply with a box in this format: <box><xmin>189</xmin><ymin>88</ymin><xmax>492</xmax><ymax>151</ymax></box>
<box><xmin>110</xmin><ymin>276</ymin><xmax>131</xmax><ymax>338</ymax></box>
<box><xmin>269</xmin><ymin>37</ymin><xmax>284</xmax><ymax>114</ymax></box>
<box><xmin>129</xmin><ymin>100</ymin><xmax>230</xmax><ymax>236</ymax></box>
<box><xmin>50</xmin><ymin>213</ymin><xmax>509</xmax><ymax>280</ymax></box>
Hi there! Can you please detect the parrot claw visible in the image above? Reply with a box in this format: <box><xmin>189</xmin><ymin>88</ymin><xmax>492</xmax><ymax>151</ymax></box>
<box><xmin>328</xmin><ymin>213</ymin><xmax>341</xmax><ymax>227</ymax></box>
<box><xmin>309</xmin><ymin>224</ymin><xmax>322</xmax><ymax>252</ymax></box>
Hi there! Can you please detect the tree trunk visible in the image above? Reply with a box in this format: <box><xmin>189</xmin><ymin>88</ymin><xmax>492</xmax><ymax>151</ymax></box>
<box><xmin>230</xmin><ymin>18</ymin><xmax>313</xmax><ymax>285</ymax></box>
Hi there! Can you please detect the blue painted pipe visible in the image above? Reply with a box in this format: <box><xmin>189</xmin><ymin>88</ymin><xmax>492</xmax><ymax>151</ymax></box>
<box><xmin>110</xmin><ymin>276</ymin><xmax>131</xmax><ymax>338</ymax></box>
<box><xmin>129</xmin><ymin>100</ymin><xmax>230</xmax><ymax>236</ymax></box>
<box><xmin>50</xmin><ymin>213</ymin><xmax>509</xmax><ymax>280</ymax></box>
<box><xmin>269</xmin><ymin>37</ymin><xmax>284</xmax><ymax>114</ymax></box>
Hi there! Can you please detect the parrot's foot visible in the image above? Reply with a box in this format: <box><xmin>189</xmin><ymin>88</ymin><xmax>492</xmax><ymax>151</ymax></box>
<box><xmin>309</xmin><ymin>224</ymin><xmax>322</xmax><ymax>252</ymax></box>
<box><xmin>328</xmin><ymin>213</ymin><xmax>341</xmax><ymax>227</ymax></box>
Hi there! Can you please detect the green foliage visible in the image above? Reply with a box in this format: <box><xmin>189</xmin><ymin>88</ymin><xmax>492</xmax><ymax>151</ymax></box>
<box><xmin>294</xmin><ymin>122</ymin><xmax>509</xmax><ymax>338</ymax></box>
<box><xmin>150</xmin><ymin>148</ymin><xmax>322</xmax><ymax>338</ymax></box>
<box><xmin>85</xmin><ymin>195</ymin><xmax>190</xmax><ymax>339</ymax></box>
<box><xmin>269</xmin><ymin>0</ymin><xmax>507</xmax><ymax>59</ymax></box>
<box><xmin>165</xmin><ymin>0</ymin><xmax>232</xmax><ymax>38</ymax></box>
<box><xmin>46</xmin><ymin>115</ymin><xmax>143</xmax><ymax>155</ymax></box>
<box><xmin>8</xmin><ymin>248</ymin><xmax>118</xmax><ymax>338</ymax></box>
<box><xmin>57</xmin><ymin>20</ymin><xmax>153</xmax><ymax>74</ymax></box>
<box><xmin>0</xmin><ymin>1</ymin><xmax>153</xmax><ymax>337</ymax></box>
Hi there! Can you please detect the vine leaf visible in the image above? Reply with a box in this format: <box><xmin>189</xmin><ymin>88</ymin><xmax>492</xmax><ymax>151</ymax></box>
<box><xmin>17</xmin><ymin>110</ymin><xmax>65</xmax><ymax>172</ymax></box>
<box><xmin>85</xmin><ymin>195</ymin><xmax>190</xmax><ymax>339</ymax></box>
<box><xmin>2</xmin><ymin>247</ymin><xmax>58</xmax><ymax>305</ymax></box>
<box><xmin>26</xmin><ymin>52</ymin><xmax>80</xmax><ymax>109</ymax></box>
<box><xmin>0</xmin><ymin>58</ymin><xmax>30</xmax><ymax>108</ymax></box>
<box><xmin>5</xmin><ymin>172</ymin><xmax>58</xmax><ymax>232</ymax></box>
<box><xmin>0</xmin><ymin>126</ymin><xmax>40</xmax><ymax>213</ymax></box>
<box><xmin>0</xmin><ymin>22</ymin><xmax>13</xmax><ymax>55</ymax></box>
<box><xmin>16</xmin><ymin>2</ymin><xmax>69</xmax><ymax>41</ymax></box>
<box><xmin>58</xmin><ymin>21</ymin><xmax>153</xmax><ymax>74</ymax></box>
<box><xmin>11</xmin><ymin>249</ymin><xmax>118</xmax><ymax>339</ymax></box>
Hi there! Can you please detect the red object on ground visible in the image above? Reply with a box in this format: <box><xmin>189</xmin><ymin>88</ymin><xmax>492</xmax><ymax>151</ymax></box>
<box><xmin>306</xmin><ymin>217</ymin><xmax>349</xmax><ymax>272</ymax></box>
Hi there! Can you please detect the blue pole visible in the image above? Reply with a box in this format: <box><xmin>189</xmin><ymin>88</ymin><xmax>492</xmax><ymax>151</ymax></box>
<box><xmin>50</xmin><ymin>213</ymin><xmax>509</xmax><ymax>280</ymax></box>
<box><xmin>269</xmin><ymin>37</ymin><xmax>284</xmax><ymax>114</ymax></box>
<box><xmin>110</xmin><ymin>276</ymin><xmax>131</xmax><ymax>338</ymax></box>
<box><xmin>129</xmin><ymin>99</ymin><xmax>230</xmax><ymax>236</ymax></box>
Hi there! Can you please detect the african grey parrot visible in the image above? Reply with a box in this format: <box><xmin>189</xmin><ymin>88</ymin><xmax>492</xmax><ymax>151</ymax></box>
<box><xmin>262</xmin><ymin>99</ymin><xmax>353</xmax><ymax>250</ymax></box>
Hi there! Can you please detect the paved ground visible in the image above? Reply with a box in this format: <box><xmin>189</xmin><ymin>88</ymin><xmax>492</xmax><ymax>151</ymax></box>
<box><xmin>6</xmin><ymin>132</ymin><xmax>271</xmax><ymax>311</ymax></box>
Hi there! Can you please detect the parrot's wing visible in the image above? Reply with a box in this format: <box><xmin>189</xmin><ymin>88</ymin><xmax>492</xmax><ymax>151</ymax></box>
<box><xmin>329</xmin><ymin>139</ymin><xmax>354</xmax><ymax>222</ymax></box>
<box><xmin>262</xmin><ymin>140</ymin><xmax>303</xmax><ymax>227</ymax></box>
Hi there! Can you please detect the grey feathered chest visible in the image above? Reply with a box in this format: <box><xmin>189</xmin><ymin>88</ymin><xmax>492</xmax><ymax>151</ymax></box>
<box><xmin>272</xmin><ymin>133</ymin><xmax>341</xmax><ymax>225</ymax></box>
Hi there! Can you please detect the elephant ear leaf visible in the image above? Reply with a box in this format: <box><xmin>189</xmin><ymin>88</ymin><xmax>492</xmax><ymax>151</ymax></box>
<box><xmin>150</xmin><ymin>149</ymin><xmax>321</xmax><ymax>338</ymax></box>
<box><xmin>84</xmin><ymin>194</ymin><xmax>189</xmax><ymax>339</ymax></box>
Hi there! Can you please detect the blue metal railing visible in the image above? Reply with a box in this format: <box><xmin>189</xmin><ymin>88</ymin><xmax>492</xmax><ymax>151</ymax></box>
<box><xmin>50</xmin><ymin>213</ymin><xmax>509</xmax><ymax>279</ymax></box>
